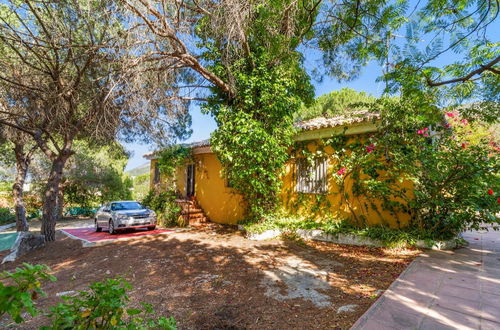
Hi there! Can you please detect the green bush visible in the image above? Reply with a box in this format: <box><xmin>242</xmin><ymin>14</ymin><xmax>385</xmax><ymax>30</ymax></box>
<box><xmin>0</xmin><ymin>207</ymin><xmax>15</xmax><ymax>224</ymax></box>
<box><xmin>0</xmin><ymin>263</ymin><xmax>56</xmax><ymax>323</ymax></box>
<box><xmin>142</xmin><ymin>191</ymin><xmax>183</xmax><ymax>227</ymax></box>
<box><xmin>243</xmin><ymin>213</ymin><xmax>460</xmax><ymax>248</ymax></box>
<box><xmin>43</xmin><ymin>278</ymin><xmax>176</xmax><ymax>330</ymax></box>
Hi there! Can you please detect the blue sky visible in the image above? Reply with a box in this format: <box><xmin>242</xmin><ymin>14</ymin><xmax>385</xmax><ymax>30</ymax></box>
<box><xmin>123</xmin><ymin>60</ymin><xmax>386</xmax><ymax>171</ymax></box>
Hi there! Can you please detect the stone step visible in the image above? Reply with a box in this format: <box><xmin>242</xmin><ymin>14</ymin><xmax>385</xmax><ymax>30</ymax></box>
<box><xmin>175</xmin><ymin>199</ymin><xmax>196</xmax><ymax>204</ymax></box>
<box><xmin>176</xmin><ymin>202</ymin><xmax>199</xmax><ymax>210</ymax></box>
<box><xmin>189</xmin><ymin>217</ymin><xmax>208</xmax><ymax>226</ymax></box>
<box><xmin>187</xmin><ymin>213</ymin><xmax>205</xmax><ymax>219</ymax></box>
<box><xmin>180</xmin><ymin>208</ymin><xmax>203</xmax><ymax>215</ymax></box>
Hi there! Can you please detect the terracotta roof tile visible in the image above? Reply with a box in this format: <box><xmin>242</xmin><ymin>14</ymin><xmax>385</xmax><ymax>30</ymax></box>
<box><xmin>295</xmin><ymin>111</ymin><xmax>380</xmax><ymax>131</ymax></box>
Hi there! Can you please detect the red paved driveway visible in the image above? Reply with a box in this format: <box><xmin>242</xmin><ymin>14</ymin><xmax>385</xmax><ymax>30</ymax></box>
<box><xmin>62</xmin><ymin>227</ymin><xmax>174</xmax><ymax>243</ymax></box>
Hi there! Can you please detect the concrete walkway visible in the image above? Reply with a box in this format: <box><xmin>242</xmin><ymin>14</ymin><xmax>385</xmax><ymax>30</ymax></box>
<box><xmin>352</xmin><ymin>228</ymin><xmax>500</xmax><ymax>330</ymax></box>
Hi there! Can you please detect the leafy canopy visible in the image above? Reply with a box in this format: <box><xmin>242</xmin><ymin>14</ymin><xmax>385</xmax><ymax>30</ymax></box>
<box><xmin>317</xmin><ymin>0</ymin><xmax>500</xmax><ymax>110</ymax></box>
<box><xmin>296</xmin><ymin>88</ymin><xmax>376</xmax><ymax>121</ymax></box>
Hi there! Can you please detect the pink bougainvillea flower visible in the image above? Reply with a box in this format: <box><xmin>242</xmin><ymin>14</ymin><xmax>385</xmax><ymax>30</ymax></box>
<box><xmin>498</xmin><ymin>197</ymin><xmax>500</xmax><ymax>204</ymax></box>
<box><xmin>488</xmin><ymin>189</ymin><xmax>494</xmax><ymax>195</ymax></box>
<box><xmin>366</xmin><ymin>143</ymin><xmax>375</xmax><ymax>153</ymax></box>
<box><xmin>444</xmin><ymin>123</ymin><xmax>451</xmax><ymax>128</ymax></box>
<box><xmin>417</xmin><ymin>129</ymin><xmax>423</xmax><ymax>135</ymax></box>
<box><xmin>423</xmin><ymin>132</ymin><xmax>429</xmax><ymax>137</ymax></box>
<box><xmin>337</xmin><ymin>167</ymin><xmax>346</xmax><ymax>175</ymax></box>
<box><xmin>424</xmin><ymin>127</ymin><xmax>429</xmax><ymax>131</ymax></box>
<box><xmin>461</xmin><ymin>119</ymin><xmax>468</xmax><ymax>125</ymax></box>
<box><xmin>446</xmin><ymin>112</ymin><xmax>455</xmax><ymax>118</ymax></box>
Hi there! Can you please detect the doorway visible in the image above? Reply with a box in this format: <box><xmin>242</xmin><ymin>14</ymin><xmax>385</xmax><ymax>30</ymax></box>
<box><xmin>186</xmin><ymin>164</ymin><xmax>195</xmax><ymax>198</ymax></box>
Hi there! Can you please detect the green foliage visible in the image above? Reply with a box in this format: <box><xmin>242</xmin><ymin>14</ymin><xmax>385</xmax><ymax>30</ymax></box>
<box><xmin>0</xmin><ymin>263</ymin><xmax>56</xmax><ymax>323</ymax></box>
<box><xmin>0</xmin><ymin>181</ymin><xmax>11</xmax><ymax>192</ymax></box>
<box><xmin>0</xmin><ymin>140</ymin><xmax>15</xmax><ymax>182</ymax></box>
<box><xmin>142</xmin><ymin>191</ymin><xmax>182</xmax><ymax>227</ymax></box>
<box><xmin>316</xmin><ymin>0</ymin><xmax>407</xmax><ymax>80</ymax></box>
<box><xmin>396</xmin><ymin>111</ymin><xmax>499</xmax><ymax>235</ymax></box>
<box><xmin>317</xmin><ymin>0</ymin><xmax>499</xmax><ymax>105</ymax></box>
<box><xmin>157</xmin><ymin>146</ymin><xmax>192</xmax><ymax>179</ymax></box>
<box><xmin>61</xmin><ymin>141</ymin><xmax>132</xmax><ymax>209</ymax></box>
<box><xmin>329</xmin><ymin>95</ymin><xmax>499</xmax><ymax>236</ymax></box>
<box><xmin>296</xmin><ymin>88</ymin><xmax>376</xmax><ymax>121</ymax></box>
<box><xmin>279</xmin><ymin>87</ymin><xmax>499</xmax><ymax>238</ymax></box>
<box><xmin>0</xmin><ymin>207</ymin><xmax>15</xmax><ymax>224</ymax></box>
<box><xmin>243</xmin><ymin>213</ymin><xmax>457</xmax><ymax>248</ymax></box>
<box><xmin>131</xmin><ymin>173</ymin><xmax>150</xmax><ymax>202</ymax></box>
<box><xmin>206</xmin><ymin>51</ymin><xmax>314</xmax><ymax>219</ymax></box>
<box><xmin>43</xmin><ymin>278</ymin><xmax>176</xmax><ymax>330</ymax></box>
<box><xmin>195</xmin><ymin>0</ymin><xmax>318</xmax><ymax>220</ymax></box>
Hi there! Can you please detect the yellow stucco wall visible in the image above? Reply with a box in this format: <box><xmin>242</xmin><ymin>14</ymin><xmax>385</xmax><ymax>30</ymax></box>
<box><xmin>172</xmin><ymin>153</ymin><xmax>246</xmax><ymax>224</ymax></box>
<box><xmin>150</xmin><ymin>135</ymin><xmax>412</xmax><ymax>228</ymax></box>
<box><xmin>280</xmin><ymin>139</ymin><xmax>412</xmax><ymax>228</ymax></box>
<box><xmin>192</xmin><ymin>153</ymin><xmax>246</xmax><ymax>224</ymax></box>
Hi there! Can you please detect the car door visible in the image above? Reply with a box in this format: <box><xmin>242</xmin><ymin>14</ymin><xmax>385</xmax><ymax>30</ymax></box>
<box><xmin>98</xmin><ymin>203</ymin><xmax>110</xmax><ymax>228</ymax></box>
<box><xmin>95</xmin><ymin>206</ymin><xmax>102</xmax><ymax>224</ymax></box>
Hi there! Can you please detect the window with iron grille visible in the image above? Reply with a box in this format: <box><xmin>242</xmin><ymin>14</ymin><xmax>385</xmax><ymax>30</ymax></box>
<box><xmin>296</xmin><ymin>158</ymin><xmax>328</xmax><ymax>194</ymax></box>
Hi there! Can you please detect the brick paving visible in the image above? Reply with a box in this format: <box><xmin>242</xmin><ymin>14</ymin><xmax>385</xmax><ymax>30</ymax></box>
<box><xmin>352</xmin><ymin>227</ymin><xmax>500</xmax><ymax>330</ymax></box>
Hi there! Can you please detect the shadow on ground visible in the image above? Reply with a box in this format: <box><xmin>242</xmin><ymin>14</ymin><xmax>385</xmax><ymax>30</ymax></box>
<box><xmin>0</xmin><ymin>225</ymin><xmax>419</xmax><ymax>329</ymax></box>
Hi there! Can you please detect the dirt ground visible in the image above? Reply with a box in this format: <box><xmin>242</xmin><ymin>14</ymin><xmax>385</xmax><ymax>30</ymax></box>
<box><xmin>0</xmin><ymin>221</ymin><xmax>420</xmax><ymax>329</ymax></box>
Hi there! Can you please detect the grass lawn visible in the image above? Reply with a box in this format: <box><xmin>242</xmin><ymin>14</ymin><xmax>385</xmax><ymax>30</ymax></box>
<box><xmin>0</xmin><ymin>222</ymin><xmax>420</xmax><ymax>329</ymax></box>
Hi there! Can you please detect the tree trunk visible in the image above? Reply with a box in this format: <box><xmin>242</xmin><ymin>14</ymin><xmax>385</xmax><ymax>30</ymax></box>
<box><xmin>57</xmin><ymin>186</ymin><xmax>64</xmax><ymax>221</ymax></box>
<box><xmin>41</xmin><ymin>153</ymin><xmax>70</xmax><ymax>241</ymax></box>
<box><xmin>13</xmin><ymin>144</ymin><xmax>30</xmax><ymax>232</ymax></box>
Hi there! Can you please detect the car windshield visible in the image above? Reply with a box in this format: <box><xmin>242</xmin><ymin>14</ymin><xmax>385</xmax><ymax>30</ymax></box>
<box><xmin>111</xmin><ymin>202</ymin><xmax>143</xmax><ymax>211</ymax></box>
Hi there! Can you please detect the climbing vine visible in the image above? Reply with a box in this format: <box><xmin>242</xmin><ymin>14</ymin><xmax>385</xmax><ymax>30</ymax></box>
<box><xmin>204</xmin><ymin>52</ymin><xmax>314</xmax><ymax>219</ymax></box>
<box><xmin>157</xmin><ymin>145</ymin><xmax>192</xmax><ymax>179</ymax></box>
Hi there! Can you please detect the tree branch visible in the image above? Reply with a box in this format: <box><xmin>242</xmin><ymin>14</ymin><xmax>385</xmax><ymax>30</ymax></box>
<box><xmin>426</xmin><ymin>55</ymin><xmax>500</xmax><ymax>87</ymax></box>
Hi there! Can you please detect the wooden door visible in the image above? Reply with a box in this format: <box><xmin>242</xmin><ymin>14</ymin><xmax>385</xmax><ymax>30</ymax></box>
<box><xmin>186</xmin><ymin>164</ymin><xmax>195</xmax><ymax>198</ymax></box>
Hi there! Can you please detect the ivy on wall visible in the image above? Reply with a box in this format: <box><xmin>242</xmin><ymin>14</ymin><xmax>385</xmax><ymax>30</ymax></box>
<box><xmin>157</xmin><ymin>145</ymin><xmax>192</xmax><ymax>180</ymax></box>
<box><xmin>205</xmin><ymin>52</ymin><xmax>314</xmax><ymax>219</ymax></box>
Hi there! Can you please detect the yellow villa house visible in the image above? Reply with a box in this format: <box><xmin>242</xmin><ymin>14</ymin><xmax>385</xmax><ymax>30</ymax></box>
<box><xmin>144</xmin><ymin>112</ymin><xmax>412</xmax><ymax>228</ymax></box>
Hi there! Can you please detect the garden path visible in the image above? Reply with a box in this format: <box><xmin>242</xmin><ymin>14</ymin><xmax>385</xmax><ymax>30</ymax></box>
<box><xmin>352</xmin><ymin>227</ymin><xmax>500</xmax><ymax>330</ymax></box>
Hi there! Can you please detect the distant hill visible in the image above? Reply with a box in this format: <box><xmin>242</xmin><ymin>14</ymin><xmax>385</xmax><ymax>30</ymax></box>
<box><xmin>126</xmin><ymin>162</ymin><xmax>150</xmax><ymax>177</ymax></box>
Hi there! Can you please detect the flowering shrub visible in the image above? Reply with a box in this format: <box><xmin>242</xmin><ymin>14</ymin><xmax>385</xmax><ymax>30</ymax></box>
<box><xmin>404</xmin><ymin>110</ymin><xmax>499</xmax><ymax>236</ymax></box>
<box><xmin>330</xmin><ymin>98</ymin><xmax>500</xmax><ymax>238</ymax></box>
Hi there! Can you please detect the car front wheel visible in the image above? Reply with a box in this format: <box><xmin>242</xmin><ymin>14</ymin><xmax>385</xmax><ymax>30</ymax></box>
<box><xmin>95</xmin><ymin>219</ymin><xmax>102</xmax><ymax>232</ymax></box>
<box><xmin>109</xmin><ymin>220</ymin><xmax>116</xmax><ymax>235</ymax></box>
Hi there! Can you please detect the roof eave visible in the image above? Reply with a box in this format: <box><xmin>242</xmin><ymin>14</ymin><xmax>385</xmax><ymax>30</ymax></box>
<box><xmin>294</xmin><ymin>120</ymin><xmax>380</xmax><ymax>142</ymax></box>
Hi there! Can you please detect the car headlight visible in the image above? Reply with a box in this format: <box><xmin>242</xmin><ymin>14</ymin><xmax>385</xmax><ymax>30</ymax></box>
<box><xmin>117</xmin><ymin>214</ymin><xmax>128</xmax><ymax>220</ymax></box>
<box><xmin>149</xmin><ymin>210</ymin><xmax>156</xmax><ymax>218</ymax></box>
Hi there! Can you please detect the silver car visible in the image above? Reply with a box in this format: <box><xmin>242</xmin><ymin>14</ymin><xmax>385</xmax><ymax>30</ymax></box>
<box><xmin>95</xmin><ymin>201</ymin><xmax>157</xmax><ymax>234</ymax></box>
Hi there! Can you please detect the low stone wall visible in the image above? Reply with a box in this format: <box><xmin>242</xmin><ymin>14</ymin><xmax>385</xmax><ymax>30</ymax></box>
<box><xmin>0</xmin><ymin>222</ymin><xmax>16</xmax><ymax>232</ymax></box>
<box><xmin>244</xmin><ymin>227</ymin><xmax>461</xmax><ymax>250</ymax></box>
<box><xmin>2</xmin><ymin>232</ymin><xmax>46</xmax><ymax>263</ymax></box>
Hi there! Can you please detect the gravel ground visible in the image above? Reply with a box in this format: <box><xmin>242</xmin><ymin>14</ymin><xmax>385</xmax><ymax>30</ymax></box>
<box><xmin>0</xmin><ymin>221</ymin><xmax>420</xmax><ymax>329</ymax></box>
